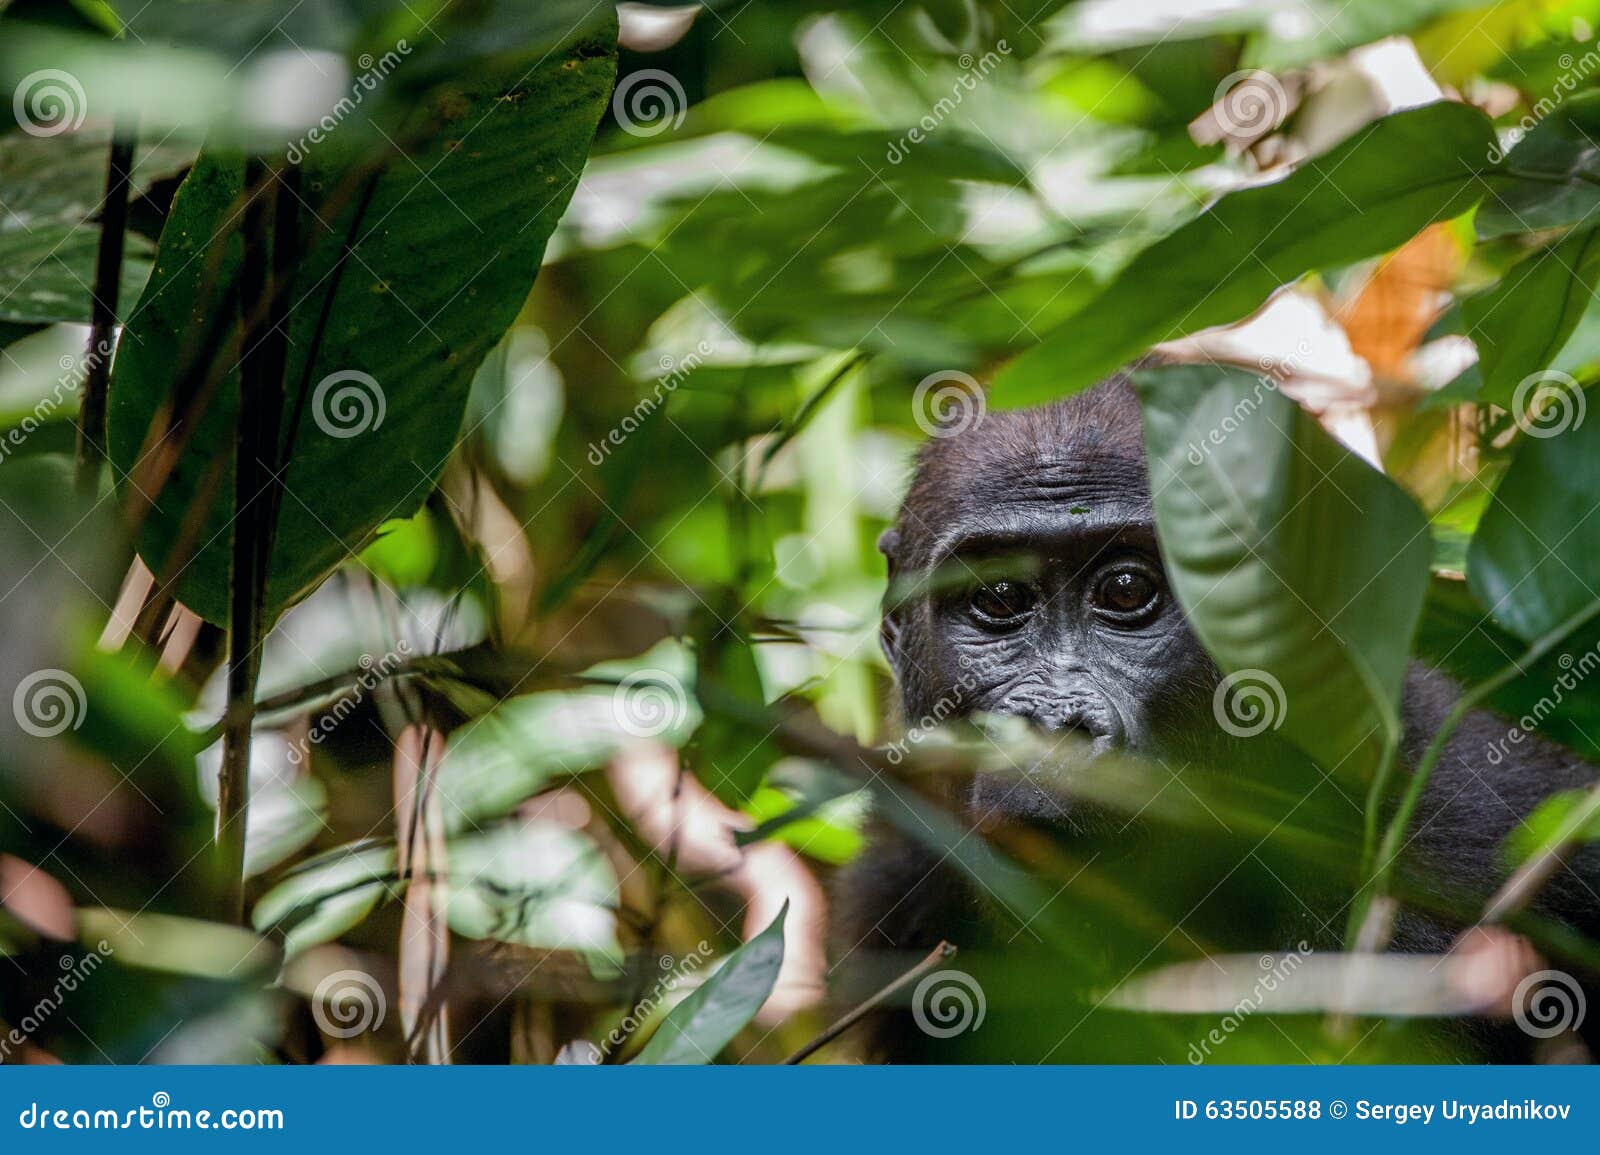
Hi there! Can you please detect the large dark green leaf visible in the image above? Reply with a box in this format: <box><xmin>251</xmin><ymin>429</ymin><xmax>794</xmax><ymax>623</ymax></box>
<box><xmin>993</xmin><ymin>103</ymin><xmax>1497</xmax><ymax>408</ymax></box>
<box><xmin>102</xmin><ymin>0</ymin><xmax>678</xmax><ymax>72</ymax></box>
<box><xmin>0</xmin><ymin>128</ymin><xmax>190</xmax><ymax>323</ymax></box>
<box><xmin>1467</xmin><ymin>412</ymin><xmax>1600</xmax><ymax>643</ymax></box>
<box><xmin>107</xmin><ymin>22</ymin><xmax>616</xmax><ymax>624</ymax></box>
<box><xmin>694</xmin><ymin>629</ymin><xmax>781</xmax><ymax>806</ymax></box>
<box><xmin>1</xmin><ymin>3</ymin><xmax>637</xmax><ymax>149</ymax></box>
<box><xmin>1136</xmin><ymin>364</ymin><xmax>1432</xmax><ymax>774</ymax></box>
<box><xmin>631</xmin><ymin>902</ymin><xmax>786</xmax><ymax>1065</ymax></box>
<box><xmin>1463</xmin><ymin>227</ymin><xmax>1600</xmax><ymax>406</ymax></box>
<box><xmin>0</xmin><ymin>224</ymin><xmax>150</xmax><ymax>324</ymax></box>
<box><xmin>1478</xmin><ymin>92</ymin><xmax>1600</xmax><ymax>240</ymax></box>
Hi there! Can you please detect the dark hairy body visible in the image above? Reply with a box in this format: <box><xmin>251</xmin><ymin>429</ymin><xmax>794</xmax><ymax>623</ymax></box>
<box><xmin>837</xmin><ymin>376</ymin><xmax>1600</xmax><ymax>1062</ymax></box>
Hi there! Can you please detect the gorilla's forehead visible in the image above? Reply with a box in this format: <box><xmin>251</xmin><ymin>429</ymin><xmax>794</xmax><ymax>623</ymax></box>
<box><xmin>960</xmin><ymin>449</ymin><xmax>1149</xmax><ymax>510</ymax></box>
<box><xmin>897</xmin><ymin>382</ymin><xmax>1153</xmax><ymax>567</ymax></box>
<box><xmin>923</xmin><ymin>451</ymin><xmax>1153</xmax><ymax>567</ymax></box>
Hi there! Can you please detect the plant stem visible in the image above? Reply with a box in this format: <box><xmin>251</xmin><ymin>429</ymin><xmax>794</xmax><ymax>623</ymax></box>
<box><xmin>75</xmin><ymin>127</ymin><xmax>136</xmax><ymax>499</ymax></box>
<box><xmin>217</xmin><ymin>160</ymin><xmax>295</xmax><ymax>921</ymax></box>
<box><xmin>1482</xmin><ymin>780</ymin><xmax>1600</xmax><ymax>925</ymax></box>
<box><xmin>1344</xmin><ymin>734</ymin><xmax>1400</xmax><ymax>949</ymax></box>
<box><xmin>1357</xmin><ymin>735</ymin><xmax>1400</xmax><ymax>878</ymax></box>
<box><xmin>782</xmin><ymin>941</ymin><xmax>956</xmax><ymax>1064</ymax></box>
<box><xmin>1345</xmin><ymin>676</ymin><xmax>1503</xmax><ymax>946</ymax></box>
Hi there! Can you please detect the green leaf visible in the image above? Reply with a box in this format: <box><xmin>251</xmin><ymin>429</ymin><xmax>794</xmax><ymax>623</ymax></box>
<box><xmin>0</xmin><ymin>323</ymin><xmax>83</xmax><ymax>429</ymax></box>
<box><xmin>107</xmin><ymin>21</ymin><xmax>616</xmax><ymax>625</ymax></box>
<box><xmin>1251</xmin><ymin>0</ymin><xmax>1490</xmax><ymax>70</ymax></box>
<box><xmin>0</xmin><ymin>224</ymin><xmax>153</xmax><ymax>324</ymax></box>
<box><xmin>1463</xmin><ymin>227</ymin><xmax>1600</xmax><ymax>406</ymax></box>
<box><xmin>251</xmin><ymin>841</ymin><xmax>399</xmax><ymax>958</ymax></box>
<box><xmin>1136</xmin><ymin>363</ymin><xmax>1432</xmax><ymax>774</ymax></box>
<box><xmin>1478</xmin><ymin>92</ymin><xmax>1600</xmax><ymax>240</ymax></box>
<box><xmin>0</xmin><ymin>128</ymin><xmax>189</xmax><ymax>324</ymax></box>
<box><xmin>739</xmin><ymin>781</ymin><xmax>867</xmax><ymax>865</ymax></box>
<box><xmin>993</xmin><ymin>103</ymin><xmax>1497</xmax><ymax>408</ymax></box>
<box><xmin>1505</xmin><ymin>788</ymin><xmax>1600</xmax><ymax>868</ymax></box>
<box><xmin>103</xmin><ymin>0</ymin><xmax>641</xmax><ymax>71</ymax></box>
<box><xmin>1417</xmin><ymin>576</ymin><xmax>1600</xmax><ymax>763</ymax></box>
<box><xmin>694</xmin><ymin>631</ymin><xmax>780</xmax><ymax>805</ymax></box>
<box><xmin>357</xmin><ymin>510</ymin><xmax>439</xmax><ymax>588</ymax></box>
<box><xmin>80</xmin><ymin>907</ymin><xmax>277</xmax><ymax>978</ymax></box>
<box><xmin>631</xmin><ymin>903</ymin><xmax>787</xmax><ymax>1065</ymax></box>
<box><xmin>445</xmin><ymin>823</ymin><xmax>622</xmax><ymax>972</ymax></box>
<box><xmin>436</xmin><ymin>641</ymin><xmax>701</xmax><ymax>833</ymax></box>
<box><xmin>1467</xmin><ymin>410</ymin><xmax>1600</xmax><ymax>643</ymax></box>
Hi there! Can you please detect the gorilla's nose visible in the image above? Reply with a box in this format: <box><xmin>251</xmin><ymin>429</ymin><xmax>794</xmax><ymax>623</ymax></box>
<box><xmin>1033</xmin><ymin>690</ymin><xmax>1123</xmax><ymax>749</ymax></box>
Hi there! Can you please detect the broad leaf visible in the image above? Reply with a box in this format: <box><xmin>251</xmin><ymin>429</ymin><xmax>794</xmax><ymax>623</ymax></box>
<box><xmin>0</xmin><ymin>225</ymin><xmax>151</xmax><ymax>324</ymax></box>
<box><xmin>252</xmin><ymin>841</ymin><xmax>399</xmax><ymax>958</ymax></box>
<box><xmin>1478</xmin><ymin>92</ymin><xmax>1600</xmax><ymax>240</ymax></box>
<box><xmin>80</xmin><ymin>907</ymin><xmax>277</xmax><ymax>978</ymax></box>
<box><xmin>103</xmin><ymin>0</ymin><xmax>671</xmax><ymax>70</ymax></box>
<box><xmin>993</xmin><ymin>103</ymin><xmax>1497</xmax><ymax>408</ymax></box>
<box><xmin>631</xmin><ymin>903</ymin><xmax>787</xmax><ymax>1065</ymax></box>
<box><xmin>446</xmin><ymin>823</ymin><xmax>622</xmax><ymax>971</ymax></box>
<box><xmin>108</xmin><ymin>21</ymin><xmax>616</xmax><ymax>624</ymax></box>
<box><xmin>1136</xmin><ymin>364</ymin><xmax>1432</xmax><ymax>775</ymax></box>
<box><xmin>1467</xmin><ymin>412</ymin><xmax>1600</xmax><ymax>642</ymax></box>
<box><xmin>1463</xmin><ymin>227</ymin><xmax>1600</xmax><ymax>406</ymax></box>
<box><xmin>0</xmin><ymin>128</ymin><xmax>190</xmax><ymax>323</ymax></box>
<box><xmin>436</xmin><ymin>640</ymin><xmax>701</xmax><ymax>832</ymax></box>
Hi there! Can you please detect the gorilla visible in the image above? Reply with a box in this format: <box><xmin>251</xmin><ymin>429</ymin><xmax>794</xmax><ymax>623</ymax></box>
<box><xmin>836</xmin><ymin>373</ymin><xmax>1600</xmax><ymax>1063</ymax></box>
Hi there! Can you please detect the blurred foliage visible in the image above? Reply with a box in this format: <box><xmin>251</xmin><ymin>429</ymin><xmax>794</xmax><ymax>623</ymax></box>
<box><xmin>4</xmin><ymin>0</ymin><xmax>1600</xmax><ymax>1066</ymax></box>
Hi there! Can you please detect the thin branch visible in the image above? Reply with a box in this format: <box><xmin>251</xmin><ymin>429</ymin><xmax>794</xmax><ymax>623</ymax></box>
<box><xmin>1482</xmin><ymin>781</ymin><xmax>1600</xmax><ymax>925</ymax></box>
<box><xmin>782</xmin><ymin>941</ymin><xmax>956</xmax><ymax>1064</ymax></box>
<box><xmin>75</xmin><ymin>126</ymin><xmax>136</xmax><ymax>498</ymax></box>
<box><xmin>217</xmin><ymin>160</ymin><xmax>295</xmax><ymax>921</ymax></box>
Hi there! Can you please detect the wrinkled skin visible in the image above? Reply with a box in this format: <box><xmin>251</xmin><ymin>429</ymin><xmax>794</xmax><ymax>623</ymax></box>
<box><xmin>879</xmin><ymin>376</ymin><xmax>1220</xmax><ymax>826</ymax></box>
<box><xmin>837</xmin><ymin>375</ymin><xmax>1600</xmax><ymax>1063</ymax></box>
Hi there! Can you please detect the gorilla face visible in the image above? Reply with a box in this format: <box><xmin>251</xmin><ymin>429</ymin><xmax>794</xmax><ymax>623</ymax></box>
<box><xmin>879</xmin><ymin>378</ymin><xmax>1220</xmax><ymax>824</ymax></box>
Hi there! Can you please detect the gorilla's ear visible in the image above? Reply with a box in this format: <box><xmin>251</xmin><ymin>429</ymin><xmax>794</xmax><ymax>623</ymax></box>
<box><xmin>877</xmin><ymin>526</ymin><xmax>901</xmax><ymax>563</ymax></box>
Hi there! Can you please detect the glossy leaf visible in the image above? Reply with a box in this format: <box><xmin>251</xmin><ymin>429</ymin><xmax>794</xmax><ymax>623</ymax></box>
<box><xmin>1416</xmin><ymin>576</ymin><xmax>1600</xmax><ymax>763</ymax></box>
<box><xmin>1136</xmin><ymin>363</ymin><xmax>1432</xmax><ymax>774</ymax></box>
<box><xmin>1478</xmin><ymin>92</ymin><xmax>1600</xmax><ymax>240</ymax></box>
<box><xmin>1467</xmin><ymin>413</ymin><xmax>1600</xmax><ymax>643</ymax></box>
<box><xmin>993</xmin><ymin>103</ymin><xmax>1497</xmax><ymax>408</ymax></box>
<box><xmin>1463</xmin><ymin>227</ymin><xmax>1600</xmax><ymax>406</ymax></box>
<box><xmin>0</xmin><ymin>128</ymin><xmax>189</xmax><ymax>323</ymax></box>
<box><xmin>631</xmin><ymin>902</ymin><xmax>787</xmax><ymax>1065</ymax></box>
<box><xmin>107</xmin><ymin>22</ymin><xmax>616</xmax><ymax>624</ymax></box>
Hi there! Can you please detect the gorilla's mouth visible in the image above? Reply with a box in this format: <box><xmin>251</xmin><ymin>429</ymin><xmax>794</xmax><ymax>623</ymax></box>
<box><xmin>966</xmin><ymin>711</ymin><xmax>1124</xmax><ymax>829</ymax></box>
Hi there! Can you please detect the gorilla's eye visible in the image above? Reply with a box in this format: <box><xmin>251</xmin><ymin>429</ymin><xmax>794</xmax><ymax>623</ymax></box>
<box><xmin>968</xmin><ymin>580</ymin><xmax>1036</xmax><ymax>625</ymax></box>
<box><xmin>1092</xmin><ymin>566</ymin><xmax>1160</xmax><ymax>621</ymax></box>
